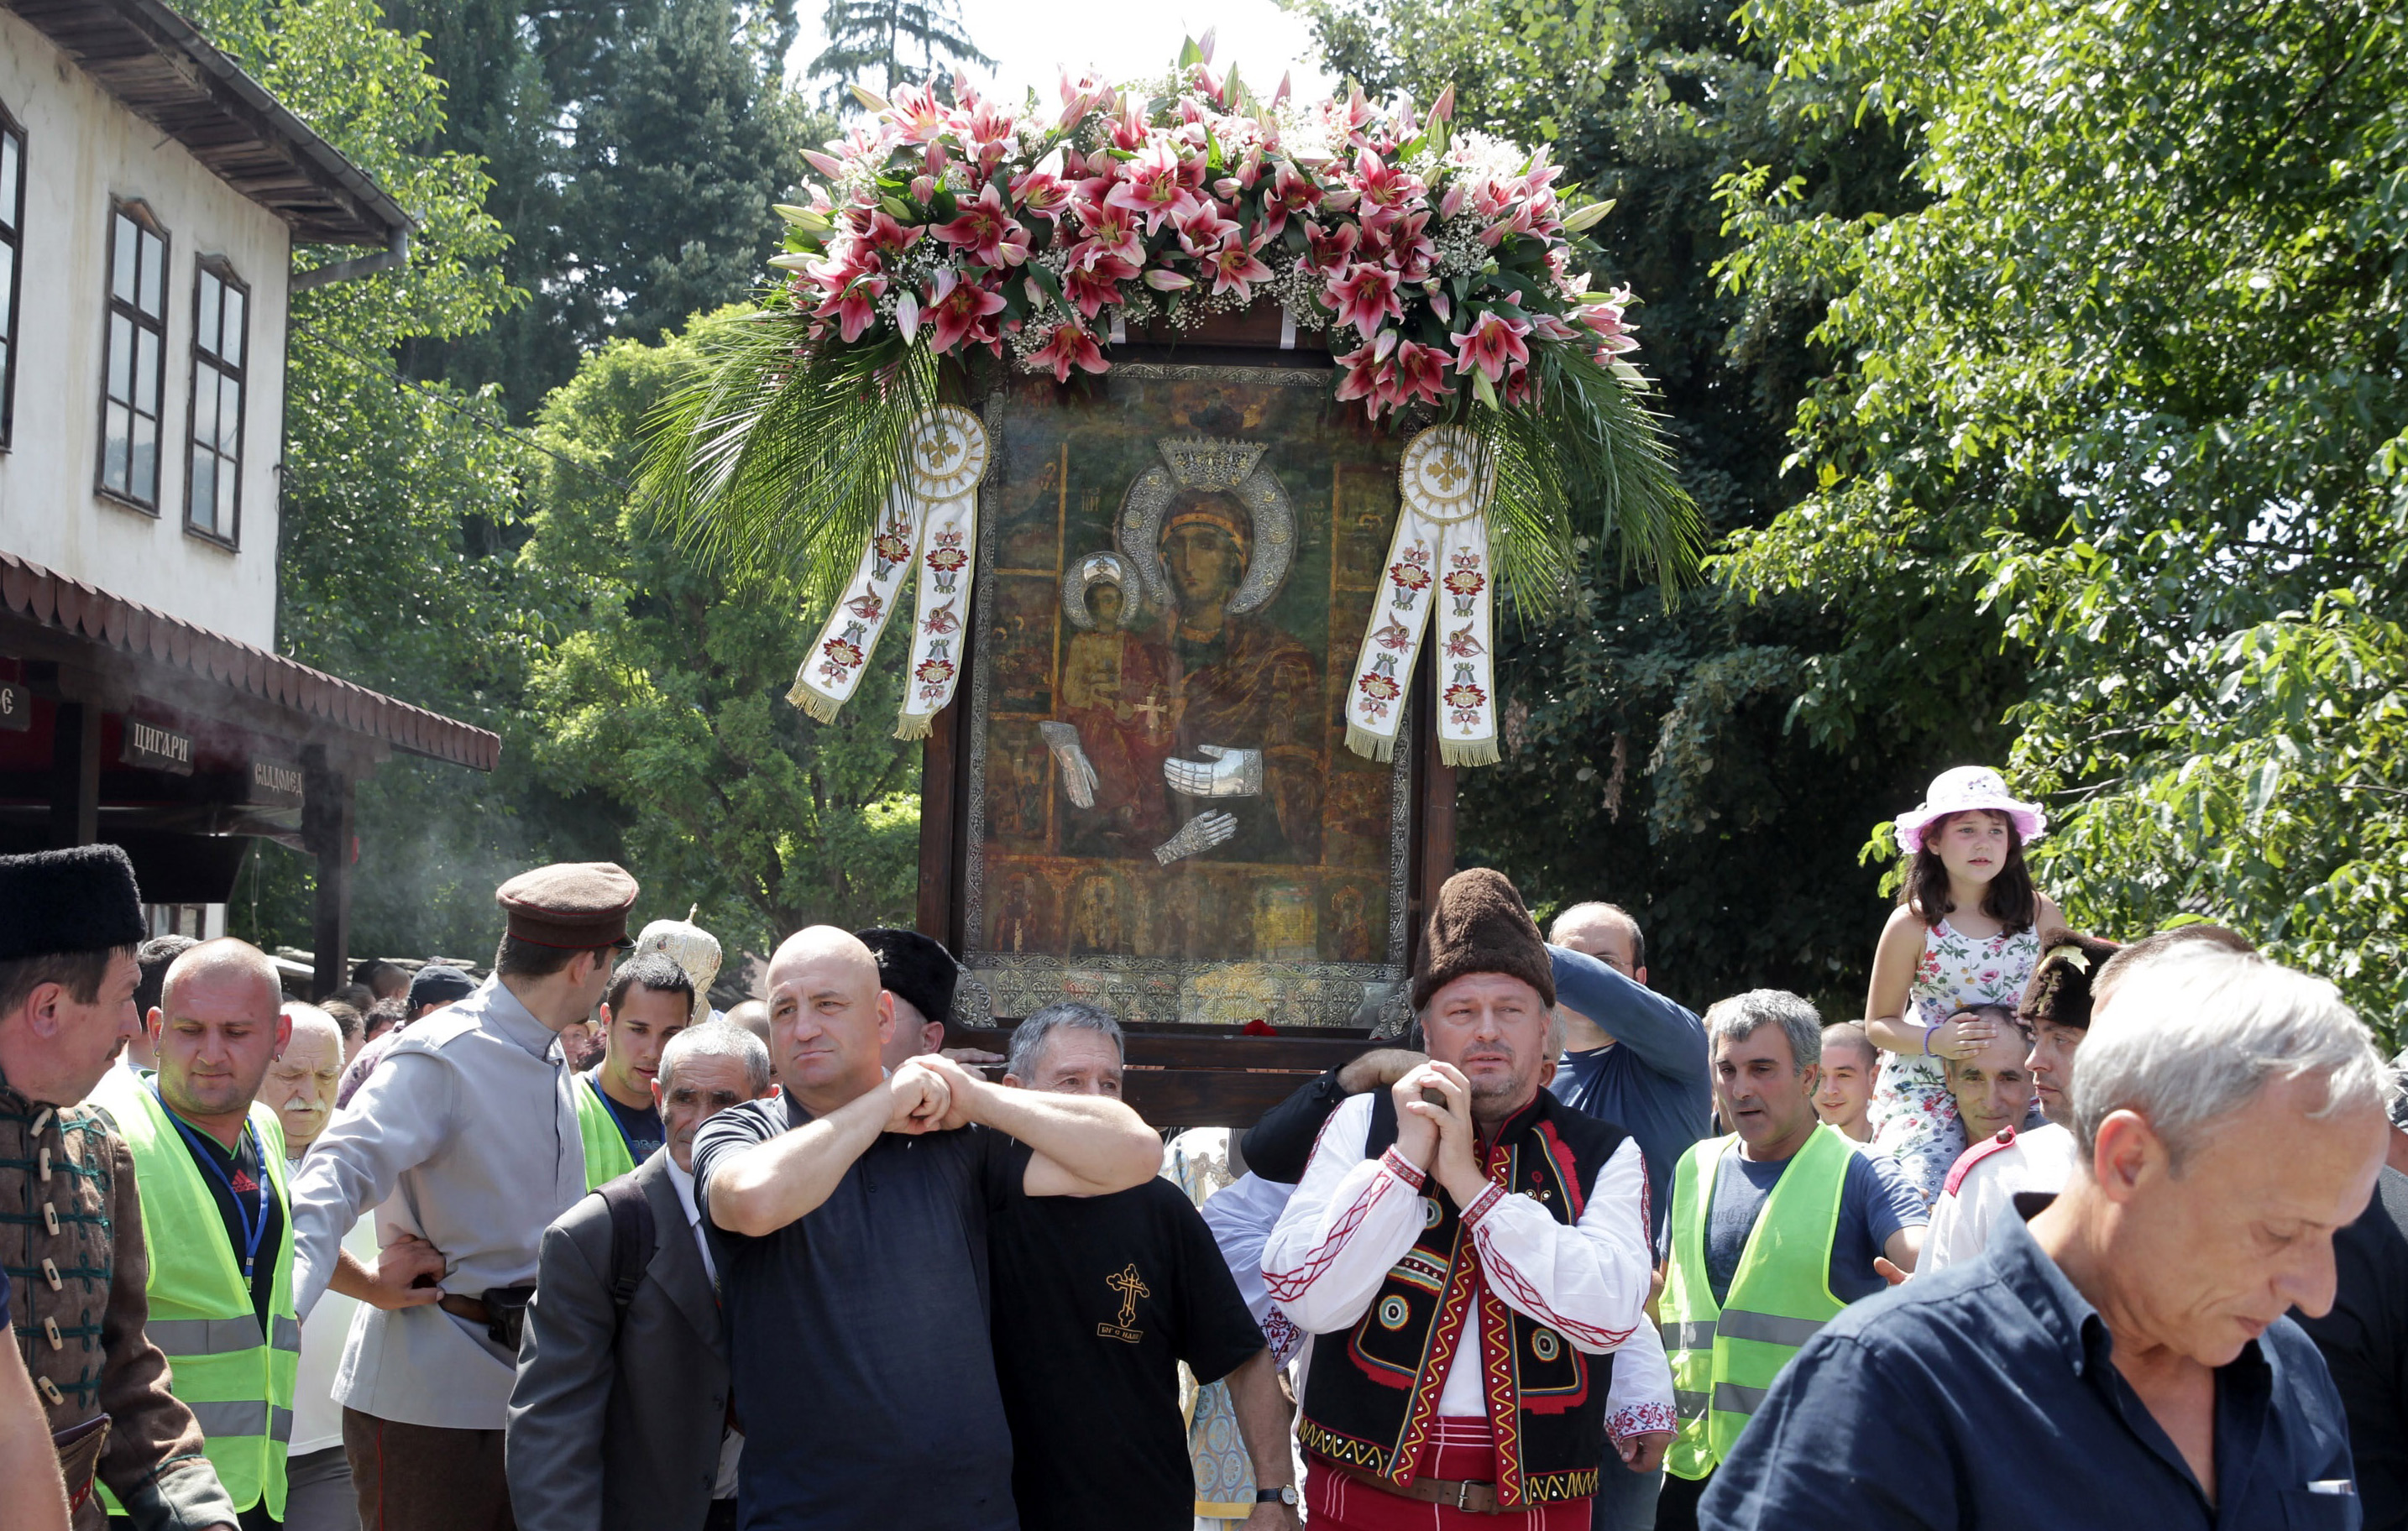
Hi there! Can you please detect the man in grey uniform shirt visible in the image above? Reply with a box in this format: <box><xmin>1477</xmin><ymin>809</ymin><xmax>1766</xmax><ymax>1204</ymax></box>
<box><xmin>286</xmin><ymin>863</ymin><xmax>638</xmax><ymax>1531</ymax></box>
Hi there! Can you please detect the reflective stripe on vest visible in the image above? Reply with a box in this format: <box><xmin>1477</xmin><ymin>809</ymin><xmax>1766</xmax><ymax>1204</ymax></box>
<box><xmin>91</xmin><ymin>1074</ymin><xmax>296</xmax><ymax>1521</ymax></box>
<box><xmin>1662</xmin><ymin>1124</ymin><xmax>1852</xmax><ymax>1481</ymax></box>
<box><xmin>576</xmin><ymin>1075</ymin><xmax>636</xmax><ymax>1191</ymax></box>
<box><xmin>145</xmin><ymin>1315</ymin><xmax>302</xmax><ymax>1357</ymax></box>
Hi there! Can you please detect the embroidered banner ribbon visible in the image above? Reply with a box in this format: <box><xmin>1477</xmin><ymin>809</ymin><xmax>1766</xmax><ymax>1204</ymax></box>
<box><xmin>1343</xmin><ymin>426</ymin><xmax>1500</xmax><ymax>768</ymax></box>
<box><xmin>787</xmin><ymin>405</ymin><xmax>991</xmax><ymax>737</ymax></box>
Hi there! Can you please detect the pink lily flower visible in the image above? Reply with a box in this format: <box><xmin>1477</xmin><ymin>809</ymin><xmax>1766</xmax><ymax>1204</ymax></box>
<box><xmin>1480</xmin><ymin>200</ymin><xmax>1537</xmax><ymax>247</ymax></box>
<box><xmin>803</xmin><ymin>148</ymin><xmax>846</xmax><ymax>180</ymax></box>
<box><xmin>1391</xmin><ymin>341</ymin><xmax>1452</xmax><ymax>409</ymax></box>
<box><xmin>1011</xmin><ymin>169</ymin><xmax>1073</xmax><ymax>219</ymax></box>
<box><xmin>1109</xmin><ymin>98</ymin><xmax>1149</xmax><ymax>151</ymax></box>
<box><xmin>1069</xmin><ymin>200</ymin><xmax>1145</xmax><ymax>265</ymax></box>
<box><xmin>910</xmin><ymin>174</ymin><xmax>938</xmax><ymax>204</ymax></box>
<box><xmin>1174</xmin><ymin>200</ymin><xmax>1241</xmax><ymax>257</ymax></box>
<box><xmin>1324</xmin><ymin>261</ymin><xmax>1404</xmax><ymax>340</ymax></box>
<box><xmin>1107</xmin><ymin>139</ymin><xmax>1201</xmax><ymax>233</ymax></box>
<box><xmin>934</xmin><ymin>181</ymin><xmax>1029</xmax><ymax>268</ymax></box>
<box><xmin>1580</xmin><ymin>299</ymin><xmax>1641</xmax><ymax>355</ymax></box>
<box><xmin>1143</xmin><ymin>269</ymin><xmax>1192</xmax><ymax>291</ymax></box>
<box><xmin>1503</xmin><ymin>366</ymin><xmax>1542</xmax><ymax>407</ymax></box>
<box><xmin>1303</xmin><ymin>221</ymin><xmax>1360</xmax><ymax>274</ymax></box>
<box><xmin>1388</xmin><ymin>209</ymin><xmax>1436</xmax><ymax>281</ymax></box>
<box><xmin>1526</xmin><ymin>311</ymin><xmax>1580</xmax><ymax>342</ymax></box>
<box><xmin>863</xmin><ymin>210</ymin><xmax>923</xmax><ymax>257</ymax></box>
<box><xmin>1348</xmin><ymin>149</ymin><xmax>1416</xmax><ymax>229</ymax></box>
<box><xmin>887</xmin><ymin>84</ymin><xmax>946</xmax><ymax>144</ymax></box>
<box><xmin>925</xmin><ymin>269</ymin><xmax>1007</xmax><ymax>353</ymax></box>
<box><xmin>1332</xmin><ymin>342</ymin><xmax>1399</xmax><ymax>418</ymax></box>
<box><xmin>1202</xmin><ymin>234</ymin><xmax>1274</xmax><ymax>301</ymax></box>
<box><xmin>1262</xmin><ymin>162</ymin><xmax>1324</xmax><ymax>238</ymax></box>
<box><xmin>1453</xmin><ymin>311</ymin><xmax>1532</xmax><ymax>383</ymax></box>
<box><xmin>1062</xmin><ymin>252</ymin><xmax>1139</xmax><ymax>317</ymax></box>
<box><xmin>813</xmin><ymin>269</ymin><xmax>887</xmax><ymax>343</ymax></box>
<box><xmin>1029</xmin><ymin>321</ymin><xmax>1109</xmax><ymax>382</ymax></box>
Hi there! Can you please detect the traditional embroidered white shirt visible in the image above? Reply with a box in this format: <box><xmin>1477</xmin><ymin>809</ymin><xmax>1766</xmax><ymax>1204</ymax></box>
<box><xmin>1262</xmin><ymin>1091</ymin><xmax>1673</xmax><ymax>1440</ymax></box>
<box><xmin>1919</xmin><ymin>1121</ymin><xmax>2081</xmax><ymax>1277</ymax></box>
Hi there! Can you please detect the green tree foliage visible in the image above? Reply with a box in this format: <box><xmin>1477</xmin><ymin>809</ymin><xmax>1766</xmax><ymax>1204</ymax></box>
<box><xmin>386</xmin><ymin>0</ymin><xmax>824</xmax><ymax>418</ymax></box>
<box><xmin>1301</xmin><ymin>0</ymin><xmax>1923</xmax><ymax>1008</ymax></box>
<box><xmin>183</xmin><ymin>0</ymin><xmax>622</xmax><ymax>958</ymax></box>
<box><xmin>807</xmin><ymin>0</ymin><xmax>992</xmax><ymax>110</ymax></box>
<box><xmin>520</xmin><ymin>320</ymin><xmax>924</xmax><ymax>952</ymax></box>
<box><xmin>1715</xmin><ymin>0</ymin><xmax>2408</xmax><ymax>1032</ymax></box>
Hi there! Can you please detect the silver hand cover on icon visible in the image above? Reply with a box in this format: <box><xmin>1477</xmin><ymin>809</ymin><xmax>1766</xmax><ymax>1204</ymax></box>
<box><xmin>1163</xmin><ymin>745</ymin><xmax>1264</xmax><ymax>799</ymax></box>
<box><xmin>1154</xmin><ymin>812</ymin><xmax>1238</xmax><ymax>865</ymax></box>
<box><xmin>1039</xmin><ymin>721</ymin><xmax>1101</xmax><ymax>809</ymax></box>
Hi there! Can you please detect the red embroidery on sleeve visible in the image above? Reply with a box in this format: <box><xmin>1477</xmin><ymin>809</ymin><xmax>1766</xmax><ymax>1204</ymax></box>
<box><xmin>1264</xmin><ymin>1171</ymin><xmax>1391</xmax><ymax>1302</ymax></box>
<box><xmin>1380</xmin><ymin>1147</ymin><xmax>1427</xmax><ymax>1191</ymax></box>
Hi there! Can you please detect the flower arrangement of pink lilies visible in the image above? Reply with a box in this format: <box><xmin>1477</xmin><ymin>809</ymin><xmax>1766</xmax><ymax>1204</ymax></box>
<box><xmin>769</xmin><ymin>38</ymin><xmax>1643</xmax><ymax>421</ymax></box>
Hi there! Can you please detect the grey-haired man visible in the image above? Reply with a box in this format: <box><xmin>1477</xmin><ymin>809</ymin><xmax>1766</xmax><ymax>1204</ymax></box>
<box><xmin>986</xmin><ymin>1003</ymin><xmax>1296</xmax><ymax>1531</ymax></box>
<box><xmin>508</xmin><ymin>1022</ymin><xmax>774</xmax><ymax>1531</ymax></box>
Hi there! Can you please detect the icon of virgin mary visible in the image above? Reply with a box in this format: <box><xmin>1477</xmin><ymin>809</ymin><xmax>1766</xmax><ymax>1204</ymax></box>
<box><xmin>1043</xmin><ymin>437</ymin><xmax>1321</xmax><ymax>866</ymax></box>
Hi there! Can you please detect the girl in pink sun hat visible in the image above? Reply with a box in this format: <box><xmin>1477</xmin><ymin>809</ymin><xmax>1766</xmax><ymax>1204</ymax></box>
<box><xmin>1863</xmin><ymin>766</ymin><xmax>2063</xmax><ymax>1204</ymax></box>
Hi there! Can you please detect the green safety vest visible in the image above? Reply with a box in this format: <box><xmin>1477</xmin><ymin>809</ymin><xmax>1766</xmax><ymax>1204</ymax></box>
<box><xmin>575</xmin><ymin>1073</ymin><xmax>636</xmax><ymax>1190</ymax></box>
<box><xmin>95</xmin><ymin>1075</ymin><xmax>298</xmax><ymax>1520</ymax></box>
<box><xmin>1662</xmin><ymin>1123</ymin><xmax>1851</xmax><ymax>1481</ymax></box>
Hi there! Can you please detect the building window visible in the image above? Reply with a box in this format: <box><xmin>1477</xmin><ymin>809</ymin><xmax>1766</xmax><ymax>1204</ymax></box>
<box><xmin>0</xmin><ymin>104</ymin><xmax>22</xmax><ymax>449</ymax></box>
<box><xmin>98</xmin><ymin>201</ymin><xmax>168</xmax><ymax>509</ymax></box>
<box><xmin>186</xmin><ymin>260</ymin><xmax>247</xmax><ymax>542</ymax></box>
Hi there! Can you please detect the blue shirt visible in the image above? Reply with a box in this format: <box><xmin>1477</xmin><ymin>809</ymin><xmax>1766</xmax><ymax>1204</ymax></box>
<box><xmin>1545</xmin><ymin>944</ymin><xmax>1713</xmax><ymax>1251</ymax></box>
<box><xmin>1702</xmin><ymin>1204</ymin><xmax>2362</xmax><ymax>1531</ymax></box>
<box><xmin>1703</xmin><ymin>1141</ymin><xmax>1926</xmax><ymax>1306</ymax></box>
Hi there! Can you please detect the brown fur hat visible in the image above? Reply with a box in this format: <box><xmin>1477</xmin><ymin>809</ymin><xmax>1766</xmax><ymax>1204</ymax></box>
<box><xmin>2017</xmin><ymin>930</ymin><xmax>2122</xmax><ymax>1031</ymax></box>
<box><xmin>1412</xmin><ymin>868</ymin><xmax>1556</xmax><ymax>1010</ymax></box>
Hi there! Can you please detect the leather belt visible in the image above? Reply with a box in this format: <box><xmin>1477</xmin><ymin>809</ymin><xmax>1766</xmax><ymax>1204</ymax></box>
<box><xmin>1329</xmin><ymin>1460</ymin><xmax>1502</xmax><ymax>1514</ymax></box>
<box><xmin>436</xmin><ymin>1294</ymin><xmax>492</xmax><ymax>1325</ymax></box>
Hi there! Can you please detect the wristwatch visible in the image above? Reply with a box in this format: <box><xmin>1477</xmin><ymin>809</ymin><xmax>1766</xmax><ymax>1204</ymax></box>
<box><xmin>1256</xmin><ymin>1486</ymin><xmax>1299</xmax><ymax>1506</ymax></box>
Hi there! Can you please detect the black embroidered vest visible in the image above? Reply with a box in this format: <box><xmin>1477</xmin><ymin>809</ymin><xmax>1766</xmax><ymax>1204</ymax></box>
<box><xmin>1298</xmin><ymin>1089</ymin><xmax>1629</xmax><ymax>1507</ymax></box>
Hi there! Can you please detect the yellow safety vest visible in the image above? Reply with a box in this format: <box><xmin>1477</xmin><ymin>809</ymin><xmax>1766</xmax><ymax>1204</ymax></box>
<box><xmin>575</xmin><ymin>1073</ymin><xmax>636</xmax><ymax>1190</ymax></box>
<box><xmin>1662</xmin><ymin>1123</ymin><xmax>1850</xmax><ymax>1481</ymax></box>
<box><xmin>95</xmin><ymin>1074</ymin><xmax>297</xmax><ymax>1519</ymax></box>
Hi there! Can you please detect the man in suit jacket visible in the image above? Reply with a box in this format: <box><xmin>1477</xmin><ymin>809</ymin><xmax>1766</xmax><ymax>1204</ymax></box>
<box><xmin>506</xmin><ymin>1022</ymin><xmax>773</xmax><ymax>1531</ymax></box>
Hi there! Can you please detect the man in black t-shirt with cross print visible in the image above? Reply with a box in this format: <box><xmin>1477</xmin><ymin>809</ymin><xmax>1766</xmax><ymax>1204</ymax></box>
<box><xmin>987</xmin><ymin>1003</ymin><xmax>1301</xmax><ymax>1531</ymax></box>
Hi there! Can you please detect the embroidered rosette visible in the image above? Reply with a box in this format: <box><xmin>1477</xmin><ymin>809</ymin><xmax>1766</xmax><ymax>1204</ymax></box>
<box><xmin>788</xmin><ymin>405</ymin><xmax>992</xmax><ymax>738</ymax></box>
<box><xmin>1343</xmin><ymin>426</ymin><xmax>1500</xmax><ymax>767</ymax></box>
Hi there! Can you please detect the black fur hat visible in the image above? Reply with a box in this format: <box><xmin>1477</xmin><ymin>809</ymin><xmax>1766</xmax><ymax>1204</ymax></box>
<box><xmin>0</xmin><ymin>844</ymin><xmax>145</xmax><ymax>961</ymax></box>
<box><xmin>2017</xmin><ymin>930</ymin><xmax>2122</xmax><ymax>1032</ymax></box>
<box><xmin>856</xmin><ymin>927</ymin><xmax>960</xmax><ymax>1027</ymax></box>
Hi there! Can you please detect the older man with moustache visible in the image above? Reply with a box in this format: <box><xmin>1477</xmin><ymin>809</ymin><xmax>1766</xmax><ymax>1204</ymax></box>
<box><xmin>986</xmin><ymin>1003</ymin><xmax>1297</xmax><ymax>1531</ymax></box>
<box><xmin>510</xmin><ymin>1022</ymin><xmax>774</xmax><ymax>1531</ymax></box>
<box><xmin>1703</xmin><ymin>948</ymin><xmax>2386</xmax><ymax>1530</ymax></box>
<box><xmin>0</xmin><ymin>847</ymin><xmax>237</xmax><ymax>1531</ymax></box>
<box><xmin>265</xmin><ymin>1007</ymin><xmax>364</xmax><ymax>1531</ymax></box>
<box><xmin>1264</xmin><ymin>870</ymin><xmax>1668</xmax><ymax>1529</ymax></box>
<box><xmin>1919</xmin><ymin>925</ymin><xmax>2258</xmax><ymax>1274</ymax></box>
<box><xmin>691</xmin><ymin>927</ymin><xmax>1160</xmax><ymax>1531</ymax></box>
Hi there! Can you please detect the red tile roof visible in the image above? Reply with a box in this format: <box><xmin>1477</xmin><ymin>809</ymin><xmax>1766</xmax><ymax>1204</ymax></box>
<box><xmin>0</xmin><ymin>549</ymin><xmax>499</xmax><ymax>770</ymax></box>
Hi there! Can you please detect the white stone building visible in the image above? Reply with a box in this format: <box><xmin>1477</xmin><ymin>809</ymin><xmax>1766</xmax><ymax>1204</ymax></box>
<box><xmin>0</xmin><ymin>0</ymin><xmax>493</xmax><ymax>988</ymax></box>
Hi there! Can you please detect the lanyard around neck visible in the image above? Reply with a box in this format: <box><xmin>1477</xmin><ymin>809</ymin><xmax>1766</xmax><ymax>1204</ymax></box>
<box><xmin>154</xmin><ymin>1083</ymin><xmax>273</xmax><ymax>1282</ymax></box>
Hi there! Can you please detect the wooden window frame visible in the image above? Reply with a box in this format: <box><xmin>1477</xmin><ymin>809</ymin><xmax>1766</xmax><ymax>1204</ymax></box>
<box><xmin>183</xmin><ymin>256</ymin><xmax>247</xmax><ymax>548</ymax></box>
<box><xmin>0</xmin><ymin>101</ymin><xmax>23</xmax><ymax>452</ymax></box>
<box><xmin>96</xmin><ymin>198</ymin><xmax>170</xmax><ymax>512</ymax></box>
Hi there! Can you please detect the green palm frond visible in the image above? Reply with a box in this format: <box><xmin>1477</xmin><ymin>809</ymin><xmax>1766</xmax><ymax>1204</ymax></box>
<box><xmin>1471</xmin><ymin>346</ymin><xmax>1699</xmax><ymax>623</ymax></box>
<box><xmin>640</xmin><ymin>306</ymin><xmax>941</xmax><ymax>609</ymax></box>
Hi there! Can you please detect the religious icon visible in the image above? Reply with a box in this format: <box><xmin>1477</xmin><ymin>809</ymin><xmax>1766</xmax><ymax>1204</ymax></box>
<box><xmin>963</xmin><ymin>370</ymin><xmax>1411</xmax><ymax>1023</ymax></box>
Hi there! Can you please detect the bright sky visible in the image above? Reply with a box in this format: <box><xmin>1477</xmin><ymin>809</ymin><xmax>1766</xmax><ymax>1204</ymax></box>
<box><xmin>786</xmin><ymin>0</ymin><xmax>1338</xmax><ymax>116</ymax></box>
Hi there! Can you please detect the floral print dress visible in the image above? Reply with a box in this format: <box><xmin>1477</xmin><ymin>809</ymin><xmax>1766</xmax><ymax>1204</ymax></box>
<box><xmin>1870</xmin><ymin>917</ymin><xmax>2042</xmax><ymax>1204</ymax></box>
